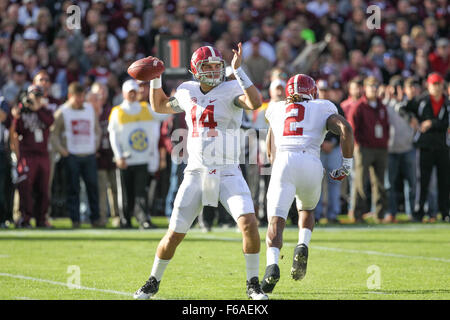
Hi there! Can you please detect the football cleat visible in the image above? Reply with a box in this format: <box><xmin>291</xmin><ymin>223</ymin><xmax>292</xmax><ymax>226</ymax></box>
<box><xmin>291</xmin><ymin>244</ymin><xmax>308</xmax><ymax>281</ymax></box>
<box><xmin>246</xmin><ymin>277</ymin><xmax>269</xmax><ymax>300</ymax></box>
<box><xmin>133</xmin><ymin>276</ymin><xmax>160</xmax><ymax>300</ymax></box>
<box><xmin>261</xmin><ymin>264</ymin><xmax>280</xmax><ymax>293</ymax></box>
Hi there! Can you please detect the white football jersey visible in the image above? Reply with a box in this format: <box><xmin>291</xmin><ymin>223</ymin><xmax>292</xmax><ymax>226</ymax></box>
<box><xmin>265</xmin><ymin>99</ymin><xmax>338</xmax><ymax>158</ymax></box>
<box><xmin>174</xmin><ymin>80</ymin><xmax>245</xmax><ymax>169</ymax></box>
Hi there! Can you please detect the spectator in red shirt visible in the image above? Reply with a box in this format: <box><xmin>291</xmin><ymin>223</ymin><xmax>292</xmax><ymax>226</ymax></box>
<box><xmin>428</xmin><ymin>38</ymin><xmax>449</xmax><ymax>75</ymax></box>
<box><xmin>350</xmin><ymin>76</ymin><xmax>390</xmax><ymax>223</ymax></box>
<box><xmin>341</xmin><ymin>76</ymin><xmax>363</xmax><ymax>119</ymax></box>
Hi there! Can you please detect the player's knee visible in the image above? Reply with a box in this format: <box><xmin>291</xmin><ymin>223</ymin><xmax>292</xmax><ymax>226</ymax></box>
<box><xmin>238</xmin><ymin>214</ymin><xmax>258</xmax><ymax>234</ymax></box>
<box><xmin>163</xmin><ymin>230</ymin><xmax>185</xmax><ymax>247</ymax></box>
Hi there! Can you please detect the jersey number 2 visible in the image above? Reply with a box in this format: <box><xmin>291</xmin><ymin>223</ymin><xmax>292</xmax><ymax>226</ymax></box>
<box><xmin>191</xmin><ymin>105</ymin><xmax>218</xmax><ymax>137</ymax></box>
<box><xmin>283</xmin><ymin>103</ymin><xmax>305</xmax><ymax>136</ymax></box>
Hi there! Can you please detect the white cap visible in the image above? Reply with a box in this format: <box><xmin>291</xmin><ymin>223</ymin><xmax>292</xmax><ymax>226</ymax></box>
<box><xmin>269</xmin><ymin>79</ymin><xmax>286</xmax><ymax>91</ymax></box>
<box><xmin>122</xmin><ymin>79</ymin><xmax>139</xmax><ymax>94</ymax></box>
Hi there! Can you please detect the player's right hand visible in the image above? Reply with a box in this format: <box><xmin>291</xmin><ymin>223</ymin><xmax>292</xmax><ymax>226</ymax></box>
<box><xmin>329</xmin><ymin>164</ymin><xmax>351</xmax><ymax>181</ymax></box>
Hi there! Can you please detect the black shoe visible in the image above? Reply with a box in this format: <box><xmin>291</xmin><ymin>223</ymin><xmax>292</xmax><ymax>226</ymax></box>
<box><xmin>133</xmin><ymin>276</ymin><xmax>160</xmax><ymax>299</ymax></box>
<box><xmin>291</xmin><ymin>244</ymin><xmax>308</xmax><ymax>281</ymax></box>
<box><xmin>246</xmin><ymin>277</ymin><xmax>268</xmax><ymax>300</ymax></box>
<box><xmin>16</xmin><ymin>218</ymin><xmax>32</xmax><ymax>229</ymax></box>
<box><xmin>261</xmin><ymin>264</ymin><xmax>280</xmax><ymax>293</ymax></box>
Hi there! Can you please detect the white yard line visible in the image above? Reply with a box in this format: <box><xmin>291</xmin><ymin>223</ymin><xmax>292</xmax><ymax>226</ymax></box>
<box><xmin>0</xmin><ymin>255</ymin><xmax>10</xmax><ymax>258</ymax></box>
<box><xmin>192</xmin><ymin>235</ymin><xmax>450</xmax><ymax>263</ymax></box>
<box><xmin>0</xmin><ymin>273</ymin><xmax>132</xmax><ymax>297</ymax></box>
<box><xmin>309</xmin><ymin>245</ymin><xmax>450</xmax><ymax>263</ymax></box>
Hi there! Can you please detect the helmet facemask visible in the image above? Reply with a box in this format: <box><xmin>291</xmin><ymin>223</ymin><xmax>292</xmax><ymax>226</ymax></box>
<box><xmin>194</xmin><ymin>59</ymin><xmax>225</xmax><ymax>87</ymax></box>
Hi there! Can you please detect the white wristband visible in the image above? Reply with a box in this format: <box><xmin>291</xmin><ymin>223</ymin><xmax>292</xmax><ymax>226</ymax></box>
<box><xmin>233</xmin><ymin>67</ymin><xmax>253</xmax><ymax>89</ymax></box>
<box><xmin>342</xmin><ymin>157</ymin><xmax>353</xmax><ymax>169</ymax></box>
<box><xmin>150</xmin><ymin>77</ymin><xmax>161</xmax><ymax>89</ymax></box>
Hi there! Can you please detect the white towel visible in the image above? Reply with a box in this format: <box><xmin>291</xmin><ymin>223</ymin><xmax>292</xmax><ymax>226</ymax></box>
<box><xmin>201</xmin><ymin>168</ymin><xmax>221</xmax><ymax>207</ymax></box>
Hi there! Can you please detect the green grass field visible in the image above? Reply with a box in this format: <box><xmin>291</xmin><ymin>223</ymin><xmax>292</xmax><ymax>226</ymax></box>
<box><xmin>0</xmin><ymin>216</ymin><xmax>449</xmax><ymax>300</ymax></box>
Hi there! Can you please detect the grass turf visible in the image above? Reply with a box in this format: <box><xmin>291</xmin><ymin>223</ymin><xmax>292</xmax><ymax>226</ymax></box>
<box><xmin>0</xmin><ymin>216</ymin><xmax>449</xmax><ymax>300</ymax></box>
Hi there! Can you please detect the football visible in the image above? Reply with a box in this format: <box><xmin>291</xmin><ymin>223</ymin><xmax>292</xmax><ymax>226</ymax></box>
<box><xmin>127</xmin><ymin>56</ymin><xmax>165</xmax><ymax>81</ymax></box>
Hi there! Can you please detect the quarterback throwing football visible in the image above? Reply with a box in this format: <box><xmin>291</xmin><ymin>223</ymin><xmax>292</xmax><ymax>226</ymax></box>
<box><xmin>134</xmin><ymin>43</ymin><xmax>268</xmax><ymax>300</ymax></box>
<box><xmin>261</xmin><ymin>74</ymin><xmax>354</xmax><ymax>294</ymax></box>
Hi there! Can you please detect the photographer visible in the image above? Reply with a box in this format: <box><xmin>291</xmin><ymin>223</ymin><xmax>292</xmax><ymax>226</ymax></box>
<box><xmin>12</xmin><ymin>85</ymin><xmax>54</xmax><ymax>228</ymax></box>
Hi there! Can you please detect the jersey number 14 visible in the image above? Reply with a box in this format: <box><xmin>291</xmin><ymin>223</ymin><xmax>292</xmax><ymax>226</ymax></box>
<box><xmin>283</xmin><ymin>103</ymin><xmax>305</xmax><ymax>136</ymax></box>
<box><xmin>191</xmin><ymin>105</ymin><xmax>218</xmax><ymax>137</ymax></box>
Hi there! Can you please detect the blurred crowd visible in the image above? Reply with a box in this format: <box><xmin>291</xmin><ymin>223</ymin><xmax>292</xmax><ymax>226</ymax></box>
<box><xmin>0</xmin><ymin>0</ymin><xmax>449</xmax><ymax>229</ymax></box>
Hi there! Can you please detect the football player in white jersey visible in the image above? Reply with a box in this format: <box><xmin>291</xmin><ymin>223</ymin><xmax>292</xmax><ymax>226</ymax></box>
<box><xmin>134</xmin><ymin>43</ymin><xmax>268</xmax><ymax>300</ymax></box>
<box><xmin>261</xmin><ymin>74</ymin><xmax>354</xmax><ymax>294</ymax></box>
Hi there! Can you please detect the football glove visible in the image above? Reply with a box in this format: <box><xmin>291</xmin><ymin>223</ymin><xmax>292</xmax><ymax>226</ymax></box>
<box><xmin>329</xmin><ymin>158</ymin><xmax>353</xmax><ymax>181</ymax></box>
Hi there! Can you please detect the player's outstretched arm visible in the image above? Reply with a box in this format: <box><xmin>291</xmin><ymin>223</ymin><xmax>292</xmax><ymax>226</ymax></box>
<box><xmin>266</xmin><ymin>127</ymin><xmax>276</xmax><ymax>164</ymax></box>
<box><xmin>326</xmin><ymin>114</ymin><xmax>354</xmax><ymax>180</ymax></box>
<box><xmin>149</xmin><ymin>77</ymin><xmax>180</xmax><ymax>114</ymax></box>
<box><xmin>231</xmin><ymin>42</ymin><xmax>262</xmax><ymax>110</ymax></box>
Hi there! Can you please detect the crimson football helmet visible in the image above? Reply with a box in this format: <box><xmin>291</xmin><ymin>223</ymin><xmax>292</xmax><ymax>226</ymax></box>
<box><xmin>190</xmin><ymin>46</ymin><xmax>225</xmax><ymax>86</ymax></box>
<box><xmin>285</xmin><ymin>74</ymin><xmax>318</xmax><ymax>100</ymax></box>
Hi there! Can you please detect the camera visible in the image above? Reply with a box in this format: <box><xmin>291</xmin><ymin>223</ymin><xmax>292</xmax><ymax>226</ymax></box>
<box><xmin>18</xmin><ymin>85</ymin><xmax>43</xmax><ymax>114</ymax></box>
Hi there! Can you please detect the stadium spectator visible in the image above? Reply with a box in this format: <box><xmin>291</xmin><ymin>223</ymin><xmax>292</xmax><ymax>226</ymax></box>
<box><xmin>242</xmin><ymin>33</ymin><xmax>273</xmax><ymax>89</ymax></box>
<box><xmin>0</xmin><ymin>94</ymin><xmax>9</xmax><ymax>228</ymax></box>
<box><xmin>88</xmin><ymin>82</ymin><xmax>119</xmax><ymax>228</ymax></box>
<box><xmin>2</xmin><ymin>64</ymin><xmax>29</xmax><ymax>105</ymax></box>
<box><xmin>13</xmin><ymin>85</ymin><xmax>54</xmax><ymax>228</ymax></box>
<box><xmin>50</xmin><ymin>82</ymin><xmax>101</xmax><ymax>228</ymax></box>
<box><xmin>428</xmin><ymin>38</ymin><xmax>449</xmax><ymax>75</ymax></box>
<box><xmin>350</xmin><ymin>76</ymin><xmax>390</xmax><ymax>223</ymax></box>
<box><xmin>405</xmin><ymin>73</ymin><xmax>449</xmax><ymax>222</ymax></box>
<box><xmin>108</xmin><ymin>79</ymin><xmax>162</xmax><ymax>229</ymax></box>
<box><xmin>383</xmin><ymin>76</ymin><xmax>417</xmax><ymax>223</ymax></box>
<box><xmin>341</xmin><ymin>77</ymin><xmax>363</xmax><ymax>117</ymax></box>
<box><xmin>18</xmin><ymin>0</ymin><xmax>39</xmax><ymax>26</ymax></box>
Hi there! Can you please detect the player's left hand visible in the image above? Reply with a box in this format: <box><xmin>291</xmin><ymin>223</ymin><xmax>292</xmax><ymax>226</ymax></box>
<box><xmin>329</xmin><ymin>164</ymin><xmax>351</xmax><ymax>181</ymax></box>
<box><xmin>231</xmin><ymin>42</ymin><xmax>243</xmax><ymax>70</ymax></box>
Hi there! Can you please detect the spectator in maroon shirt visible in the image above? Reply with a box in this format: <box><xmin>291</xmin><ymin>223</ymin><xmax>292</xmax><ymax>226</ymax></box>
<box><xmin>12</xmin><ymin>85</ymin><xmax>54</xmax><ymax>228</ymax></box>
<box><xmin>350</xmin><ymin>76</ymin><xmax>390</xmax><ymax>223</ymax></box>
